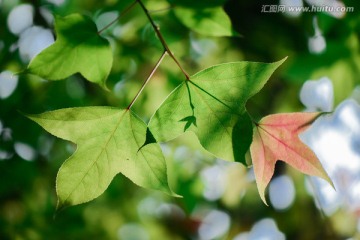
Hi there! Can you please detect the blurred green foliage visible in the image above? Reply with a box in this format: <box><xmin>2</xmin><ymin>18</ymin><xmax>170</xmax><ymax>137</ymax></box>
<box><xmin>1</xmin><ymin>0</ymin><xmax>360</xmax><ymax>239</ymax></box>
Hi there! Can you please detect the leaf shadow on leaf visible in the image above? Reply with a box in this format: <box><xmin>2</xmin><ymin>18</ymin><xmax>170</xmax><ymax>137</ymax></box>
<box><xmin>180</xmin><ymin>116</ymin><xmax>197</xmax><ymax>131</ymax></box>
<box><xmin>231</xmin><ymin>113</ymin><xmax>253</xmax><ymax>165</ymax></box>
<box><xmin>179</xmin><ymin>81</ymin><xmax>197</xmax><ymax>131</ymax></box>
<box><xmin>180</xmin><ymin>80</ymin><xmax>252</xmax><ymax>164</ymax></box>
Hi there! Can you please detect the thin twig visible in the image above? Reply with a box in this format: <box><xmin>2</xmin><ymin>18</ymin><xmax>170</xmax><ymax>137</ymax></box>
<box><xmin>98</xmin><ymin>0</ymin><xmax>138</xmax><ymax>35</ymax></box>
<box><xmin>137</xmin><ymin>0</ymin><xmax>190</xmax><ymax>80</ymax></box>
<box><xmin>127</xmin><ymin>51</ymin><xmax>168</xmax><ymax>109</ymax></box>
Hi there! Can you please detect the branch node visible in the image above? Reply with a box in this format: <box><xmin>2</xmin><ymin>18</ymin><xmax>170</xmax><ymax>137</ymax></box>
<box><xmin>137</xmin><ymin>0</ymin><xmax>189</xmax><ymax>80</ymax></box>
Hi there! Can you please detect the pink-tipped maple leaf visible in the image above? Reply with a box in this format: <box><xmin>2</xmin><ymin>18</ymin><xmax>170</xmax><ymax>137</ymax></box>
<box><xmin>250</xmin><ymin>112</ymin><xmax>333</xmax><ymax>204</ymax></box>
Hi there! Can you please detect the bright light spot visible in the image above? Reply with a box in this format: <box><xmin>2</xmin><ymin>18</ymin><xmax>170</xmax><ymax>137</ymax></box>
<box><xmin>156</xmin><ymin>203</ymin><xmax>185</xmax><ymax>219</ymax></box>
<box><xmin>351</xmin><ymin>86</ymin><xmax>360</xmax><ymax>104</ymax></box>
<box><xmin>308</xmin><ymin>35</ymin><xmax>326</xmax><ymax>54</ymax></box>
<box><xmin>329</xmin><ymin>1</ymin><xmax>346</xmax><ymax>18</ymax></box>
<box><xmin>280</xmin><ymin>0</ymin><xmax>303</xmax><ymax>18</ymax></box>
<box><xmin>137</xmin><ymin>196</ymin><xmax>161</xmax><ymax>219</ymax></box>
<box><xmin>39</xmin><ymin>7</ymin><xmax>54</xmax><ymax>25</ymax></box>
<box><xmin>300</xmin><ymin>77</ymin><xmax>333</xmax><ymax>112</ymax></box>
<box><xmin>249</xmin><ymin>218</ymin><xmax>285</xmax><ymax>240</ymax></box>
<box><xmin>336</xmin><ymin>100</ymin><xmax>360</xmax><ymax>134</ymax></box>
<box><xmin>96</xmin><ymin>11</ymin><xmax>119</xmax><ymax>31</ymax></box>
<box><xmin>198</xmin><ymin>210</ymin><xmax>230</xmax><ymax>240</ymax></box>
<box><xmin>18</xmin><ymin>26</ymin><xmax>54</xmax><ymax>62</ymax></box>
<box><xmin>348</xmin><ymin>180</ymin><xmax>360</xmax><ymax>212</ymax></box>
<box><xmin>160</xmin><ymin>143</ymin><xmax>171</xmax><ymax>157</ymax></box>
<box><xmin>173</xmin><ymin>146</ymin><xmax>191</xmax><ymax>162</ymax></box>
<box><xmin>190</xmin><ymin>33</ymin><xmax>217</xmax><ymax>62</ymax></box>
<box><xmin>0</xmin><ymin>71</ymin><xmax>19</xmax><ymax>99</ymax></box>
<box><xmin>1</xmin><ymin>128</ymin><xmax>12</xmax><ymax>141</ymax></box>
<box><xmin>305</xmin><ymin>0</ymin><xmax>346</xmax><ymax>18</ymax></box>
<box><xmin>302</xmin><ymin>125</ymin><xmax>360</xmax><ymax>174</ymax></box>
<box><xmin>14</xmin><ymin>142</ymin><xmax>37</xmax><ymax>161</ymax></box>
<box><xmin>37</xmin><ymin>134</ymin><xmax>54</xmax><ymax>157</ymax></box>
<box><xmin>233</xmin><ymin>218</ymin><xmax>285</xmax><ymax>240</ymax></box>
<box><xmin>7</xmin><ymin>4</ymin><xmax>34</xmax><ymax>35</ymax></box>
<box><xmin>301</xmin><ymin>100</ymin><xmax>360</xmax><ymax>216</ymax></box>
<box><xmin>118</xmin><ymin>223</ymin><xmax>149</xmax><ymax>240</ymax></box>
<box><xmin>114</xmin><ymin>79</ymin><xmax>126</xmax><ymax>97</ymax></box>
<box><xmin>233</xmin><ymin>233</ymin><xmax>249</xmax><ymax>240</ymax></box>
<box><xmin>9</xmin><ymin>43</ymin><xmax>17</xmax><ymax>53</ymax></box>
<box><xmin>308</xmin><ymin>17</ymin><xmax>326</xmax><ymax>54</ymax></box>
<box><xmin>201</xmin><ymin>165</ymin><xmax>226</xmax><ymax>201</ymax></box>
<box><xmin>306</xmin><ymin>177</ymin><xmax>340</xmax><ymax>216</ymax></box>
<box><xmin>269</xmin><ymin>175</ymin><xmax>295</xmax><ymax>210</ymax></box>
<box><xmin>246</xmin><ymin>167</ymin><xmax>256</xmax><ymax>182</ymax></box>
<box><xmin>0</xmin><ymin>150</ymin><xmax>13</xmax><ymax>160</ymax></box>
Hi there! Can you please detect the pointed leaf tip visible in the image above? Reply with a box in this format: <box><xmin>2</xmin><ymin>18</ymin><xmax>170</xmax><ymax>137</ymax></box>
<box><xmin>273</xmin><ymin>56</ymin><xmax>287</xmax><ymax>67</ymax></box>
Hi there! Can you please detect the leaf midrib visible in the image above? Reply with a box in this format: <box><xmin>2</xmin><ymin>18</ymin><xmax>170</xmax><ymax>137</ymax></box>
<box><xmin>256</xmin><ymin>125</ymin><xmax>320</xmax><ymax>171</ymax></box>
<box><xmin>189</xmin><ymin>81</ymin><xmax>234</xmax><ymax>141</ymax></box>
<box><xmin>61</xmin><ymin>110</ymin><xmax>127</xmax><ymax>204</ymax></box>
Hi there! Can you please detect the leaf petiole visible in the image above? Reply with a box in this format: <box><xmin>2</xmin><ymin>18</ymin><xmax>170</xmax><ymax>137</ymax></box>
<box><xmin>127</xmin><ymin>51</ymin><xmax>168</xmax><ymax>109</ymax></box>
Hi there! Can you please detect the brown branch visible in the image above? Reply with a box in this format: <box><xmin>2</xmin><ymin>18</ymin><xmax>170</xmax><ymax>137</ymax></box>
<box><xmin>137</xmin><ymin>0</ymin><xmax>190</xmax><ymax>80</ymax></box>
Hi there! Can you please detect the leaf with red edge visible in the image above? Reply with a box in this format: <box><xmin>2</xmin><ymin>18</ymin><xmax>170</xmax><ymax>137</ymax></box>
<box><xmin>250</xmin><ymin>112</ymin><xmax>333</xmax><ymax>204</ymax></box>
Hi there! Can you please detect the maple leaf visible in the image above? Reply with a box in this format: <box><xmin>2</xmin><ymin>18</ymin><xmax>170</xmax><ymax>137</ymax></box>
<box><xmin>26</xmin><ymin>14</ymin><xmax>112</xmax><ymax>89</ymax></box>
<box><xmin>27</xmin><ymin>107</ymin><xmax>176</xmax><ymax>209</ymax></box>
<box><xmin>149</xmin><ymin>59</ymin><xmax>286</xmax><ymax>164</ymax></box>
<box><xmin>250</xmin><ymin>112</ymin><xmax>333</xmax><ymax>204</ymax></box>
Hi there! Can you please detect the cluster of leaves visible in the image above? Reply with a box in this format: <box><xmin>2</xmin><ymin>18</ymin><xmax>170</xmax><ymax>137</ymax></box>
<box><xmin>23</xmin><ymin>0</ymin><xmax>332</xmax><ymax>210</ymax></box>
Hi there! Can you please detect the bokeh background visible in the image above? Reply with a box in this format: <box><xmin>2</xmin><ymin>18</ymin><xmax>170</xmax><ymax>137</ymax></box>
<box><xmin>1</xmin><ymin>0</ymin><xmax>360</xmax><ymax>239</ymax></box>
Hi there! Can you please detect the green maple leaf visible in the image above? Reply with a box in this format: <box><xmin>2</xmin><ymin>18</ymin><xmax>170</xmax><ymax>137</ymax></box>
<box><xmin>27</xmin><ymin>107</ymin><xmax>176</xmax><ymax>209</ymax></box>
<box><xmin>149</xmin><ymin>59</ymin><xmax>286</xmax><ymax>164</ymax></box>
<box><xmin>26</xmin><ymin>14</ymin><xmax>112</xmax><ymax>89</ymax></box>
